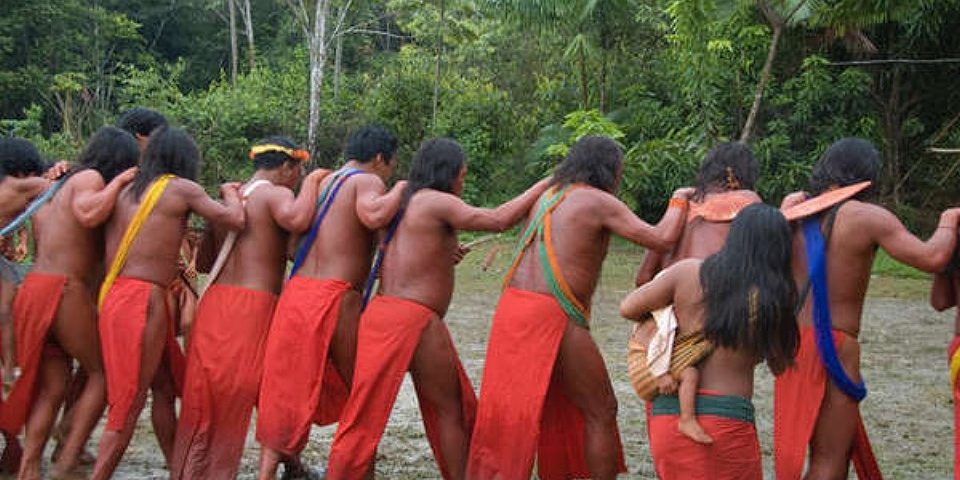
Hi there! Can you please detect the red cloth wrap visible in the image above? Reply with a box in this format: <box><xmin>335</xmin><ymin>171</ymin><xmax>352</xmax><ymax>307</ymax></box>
<box><xmin>774</xmin><ymin>325</ymin><xmax>882</xmax><ymax>479</ymax></box>
<box><xmin>99</xmin><ymin>276</ymin><xmax>184</xmax><ymax>432</ymax></box>
<box><xmin>950</xmin><ymin>336</ymin><xmax>960</xmax><ymax>480</ymax></box>
<box><xmin>256</xmin><ymin>277</ymin><xmax>351</xmax><ymax>456</ymax></box>
<box><xmin>171</xmin><ymin>284</ymin><xmax>277</xmax><ymax>480</ymax></box>
<box><xmin>0</xmin><ymin>273</ymin><xmax>66</xmax><ymax>433</ymax></box>
<box><xmin>467</xmin><ymin>288</ymin><xmax>626</xmax><ymax>480</ymax></box>
<box><xmin>647</xmin><ymin>394</ymin><xmax>761</xmax><ymax>480</ymax></box>
<box><xmin>327</xmin><ymin>295</ymin><xmax>477</xmax><ymax>480</ymax></box>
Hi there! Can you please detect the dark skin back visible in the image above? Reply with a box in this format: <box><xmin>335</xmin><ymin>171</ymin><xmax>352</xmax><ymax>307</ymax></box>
<box><xmin>508</xmin><ymin>185</ymin><xmax>693</xmax><ymax>310</ymax></box>
<box><xmin>212</xmin><ymin>168</ymin><xmax>327</xmax><ymax>294</ymax></box>
<box><xmin>106</xmin><ymin>178</ymin><xmax>245</xmax><ymax>286</ymax></box>
<box><xmin>635</xmin><ymin>189</ymin><xmax>761</xmax><ymax>287</ymax></box>
<box><xmin>295</xmin><ymin>168</ymin><xmax>406</xmax><ymax>289</ymax></box>
<box><xmin>784</xmin><ymin>197</ymin><xmax>960</xmax><ymax>336</ymax></box>
<box><xmin>380</xmin><ymin>174</ymin><xmax>550</xmax><ymax>315</ymax></box>
<box><xmin>32</xmin><ymin>169</ymin><xmax>137</xmax><ymax>286</ymax></box>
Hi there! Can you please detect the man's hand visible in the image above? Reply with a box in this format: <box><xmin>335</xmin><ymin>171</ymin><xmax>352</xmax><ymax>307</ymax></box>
<box><xmin>306</xmin><ymin>168</ymin><xmax>331</xmax><ymax>184</ymax></box>
<box><xmin>43</xmin><ymin>161</ymin><xmax>72</xmax><ymax>180</ymax></box>
<box><xmin>115</xmin><ymin>167</ymin><xmax>138</xmax><ymax>185</ymax></box>
<box><xmin>453</xmin><ymin>243</ymin><xmax>471</xmax><ymax>265</ymax></box>
<box><xmin>780</xmin><ymin>191</ymin><xmax>807</xmax><ymax>210</ymax></box>
<box><xmin>656</xmin><ymin>373</ymin><xmax>678</xmax><ymax>395</ymax></box>
<box><xmin>219</xmin><ymin>182</ymin><xmax>242</xmax><ymax>199</ymax></box>
<box><xmin>671</xmin><ymin>187</ymin><xmax>696</xmax><ymax>200</ymax></box>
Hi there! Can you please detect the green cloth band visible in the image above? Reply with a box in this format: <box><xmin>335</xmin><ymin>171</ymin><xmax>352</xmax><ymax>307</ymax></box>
<box><xmin>650</xmin><ymin>393</ymin><xmax>755</xmax><ymax>424</ymax></box>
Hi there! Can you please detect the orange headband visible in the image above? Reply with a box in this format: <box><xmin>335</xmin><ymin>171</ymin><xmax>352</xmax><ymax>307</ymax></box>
<box><xmin>249</xmin><ymin>144</ymin><xmax>310</xmax><ymax>162</ymax></box>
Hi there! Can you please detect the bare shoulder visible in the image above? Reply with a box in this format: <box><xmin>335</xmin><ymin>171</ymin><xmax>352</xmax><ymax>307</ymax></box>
<box><xmin>838</xmin><ymin>200</ymin><xmax>897</xmax><ymax>229</ymax></box>
<box><xmin>170</xmin><ymin>177</ymin><xmax>204</xmax><ymax>194</ymax></box>
<box><xmin>665</xmin><ymin>257</ymin><xmax>703</xmax><ymax>279</ymax></box>
<box><xmin>351</xmin><ymin>172</ymin><xmax>386</xmax><ymax>191</ymax></box>
<box><xmin>67</xmin><ymin>169</ymin><xmax>105</xmax><ymax>190</ymax></box>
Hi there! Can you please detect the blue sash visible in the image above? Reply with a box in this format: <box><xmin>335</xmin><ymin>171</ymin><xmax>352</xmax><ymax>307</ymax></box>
<box><xmin>289</xmin><ymin>168</ymin><xmax>363</xmax><ymax>277</ymax></box>
<box><xmin>802</xmin><ymin>215</ymin><xmax>867</xmax><ymax>401</ymax></box>
<box><xmin>0</xmin><ymin>178</ymin><xmax>66</xmax><ymax>237</ymax></box>
<box><xmin>360</xmin><ymin>209</ymin><xmax>404</xmax><ymax>310</ymax></box>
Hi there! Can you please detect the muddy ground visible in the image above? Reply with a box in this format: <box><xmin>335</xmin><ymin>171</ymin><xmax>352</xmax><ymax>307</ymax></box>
<box><xmin>10</xmin><ymin>245</ymin><xmax>955</xmax><ymax>479</ymax></box>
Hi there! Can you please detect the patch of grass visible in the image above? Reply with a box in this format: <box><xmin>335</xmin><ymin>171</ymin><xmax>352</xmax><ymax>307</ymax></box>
<box><xmin>871</xmin><ymin>250</ymin><xmax>929</xmax><ymax>280</ymax></box>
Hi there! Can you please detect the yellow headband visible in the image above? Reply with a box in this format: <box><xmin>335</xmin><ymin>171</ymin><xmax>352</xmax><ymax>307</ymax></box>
<box><xmin>249</xmin><ymin>144</ymin><xmax>310</xmax><ymax>162</ymax></box>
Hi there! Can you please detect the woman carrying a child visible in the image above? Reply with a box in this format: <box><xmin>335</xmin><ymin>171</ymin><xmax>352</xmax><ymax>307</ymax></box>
<box><xmin>621</xmin><ymin>203</ymin><xmax>800</xmax><ymax>479</ymax></box>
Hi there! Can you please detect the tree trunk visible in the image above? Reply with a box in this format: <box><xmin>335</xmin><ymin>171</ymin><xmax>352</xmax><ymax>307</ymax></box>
<box><xmin>307</xmin><ymin>0</ymin><xmax>330</xmax><ymax>164</ymax></box>
<box><xmin>334</xmin><ymin>32</ymin><xmax>342</xmax><ymax>101</ymax></box>
<box><xmin>240</xmin><ymin>0</ymin><xmax>256</xmax><ymax>69</ymax></box>
<box><xmin>739</xmin><ymin>23</ymin><xmax>782</xmax><ymax>143</ymax></box>
<box><xmin>432</xmin><ymin>0</ymin><xmax>446</xmax><ymax>133</ymax></box>
<box><xmin>578</xmin><ymin>45</ymin><xmax>589</xmax><ymax>110</ymax></box>
<box><xmin>599</xmin><ymin>49</ymin><xmax>607</xmax><ymax>113</ymax></box>
<box><xmin>228</xmin><ymin>0</ymin><xmax>238</xmax><ymax>82</ymax></box>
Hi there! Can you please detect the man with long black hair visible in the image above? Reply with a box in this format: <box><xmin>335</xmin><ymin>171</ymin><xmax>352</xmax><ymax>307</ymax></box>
<box><xmin>775</xmin><ymin>138</ymin><xmax>960</xmax><ymax>479</ymax></box>
<box><xmin>621</xmin><ymin>203</ymin><xmax>800</xmax><ymax>479</ymax></box>
<box><xmin>0</xmin><ymin>127</ymin><xmax>139</xmax><ymax>480</ymax></box>
<box><xmin>326</xmin><ymin>138</ymin><xmax>549</xmax><ymax>479</ymax></box>
<box><xmin>466</xmin><ymin>135</ymin><xmax>691</xmax><ymax>480</ymax></box>
<box><xmin>172</xmin><ymin>136</ymin><xmax>328</xmax><ymax>480</ymax></box>
<box><xmin>117</xmin><ymin>107</ymin><xmax>168</xmax><ymax>152</ymax></box>
<box><xmin>92</xmin><ymin>126</ymin><xmax>245</xmax><ymax>479</ymax></box>
<box><xmin>255</xmin><ymin>125</ymin><xmax>406</xmax><ymax>480</ymax></box>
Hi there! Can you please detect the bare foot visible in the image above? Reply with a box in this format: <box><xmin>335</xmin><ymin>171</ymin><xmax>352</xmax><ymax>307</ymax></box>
<box><xmin>18</xmin><ymin>458</ymin><xmax>41</xmax><ymax>480</ymax></box>
<box><xmin>678</xmin><ymin>417</ymin><xmax>713</xmax><ymax>444</ymax></box>
<box><xmin>49</xmin><ymin>465</ymin><xmax>91</xmax><ymax>480</ymax></box>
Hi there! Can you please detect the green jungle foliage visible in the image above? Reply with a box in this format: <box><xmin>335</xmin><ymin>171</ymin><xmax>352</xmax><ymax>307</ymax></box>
<box><xmin>2</xmin><ymin>0</ymin><xmax>960</xmax><ymax>229</ymax></box>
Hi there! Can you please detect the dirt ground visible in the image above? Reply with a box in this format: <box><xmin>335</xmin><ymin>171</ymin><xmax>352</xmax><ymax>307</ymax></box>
<box><xmin>9</xmin><ymin>245</ymin><xmax>955</xmax><ymax>479</ymax></box>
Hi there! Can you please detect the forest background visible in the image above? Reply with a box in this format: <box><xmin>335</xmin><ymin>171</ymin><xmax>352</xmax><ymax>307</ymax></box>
<box><xmin>2</xmin><ymin>0</ymin><xmax>959</xmax><ymax>228</ymax></box>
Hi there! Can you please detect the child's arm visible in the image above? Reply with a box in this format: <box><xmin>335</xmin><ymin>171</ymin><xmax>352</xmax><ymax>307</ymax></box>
<box><xmin>655</xmin><ymin>373</ymin><xmax>678</xmax><ymax>395</ymax></box>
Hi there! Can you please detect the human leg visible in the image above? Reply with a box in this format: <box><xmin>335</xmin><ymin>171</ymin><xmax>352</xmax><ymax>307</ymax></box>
<box><xmin>18</xmin><ymin>348</ymin><xmax>70</xmax><ymax>480</ymax></box>
<box><xmin>92</xmin><ymin>285</ymin><xmax>170</xmax><ymax>480</ymax></box>
<box><xmin>676</xmin><ymin>367</ymin><xmax>712</xmax><ymax>444</ymax></box>
<box><xmin>49</xmin><ymin>282</ymin><xmax>106</xmax><ymax>476</ymax></box>
<box><xmin>805</xmin><ymin>336</ymin><xmax>861</xmax><ymax>480</ymax></box>
<box><xmin>150</xmin><ymin>358</ymin><xmax>178</xmax><ymax>468</ymax></box>
<box><xmin>555</xmin><ymin>321</ymin><xmax>619</xmax><ymax>480</ymax></box>
<box><xmin>409</xmin><ymin>316</ymin><xmax>468</xmax><ymax>480</ymax></box>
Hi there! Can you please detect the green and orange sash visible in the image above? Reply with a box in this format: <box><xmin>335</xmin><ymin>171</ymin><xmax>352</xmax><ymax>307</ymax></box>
<box><xmin>98</xmin><ymin>174</ymin><xmax>175</xmax><ymax>309</ymax></box>
<box><xmin>503</xmin><ymin>185</ymin><xmax>589</xmax><ymax>328</ymax></box>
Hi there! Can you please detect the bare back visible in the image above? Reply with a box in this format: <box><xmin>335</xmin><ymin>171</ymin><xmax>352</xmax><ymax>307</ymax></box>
<box><xmin>214</xmin><ymin>184</ymin><xmax>292</xmax><ymax>294</ymax></box>
<box><xmin>380</xmin><ymin>190</ymin><xmax>460</xmax><ymax>315</ymax></box>
<box><xmin>32</xmin><ymin>171</ymin><xmax>108</xmax><ymax>287</ymax></box>
<box><xmin>106</xmin><ymin>178</ymin><xmax>243</xmax><ymax>287</ymax></box>
<box><xmin>295</xmin><ymin>174</ymin><xmax>383</xmax><ymax>289</ymax></box>
<box><xmin>508</xmin><ymin>188</ymin><xmax>612</xmax><ymax>310</ymax></box>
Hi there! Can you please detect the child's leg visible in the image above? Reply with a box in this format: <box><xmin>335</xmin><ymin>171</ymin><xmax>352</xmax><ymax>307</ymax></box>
<box><xmin>676</xmin><ymin>367</ymin><xmax>713</xmax><ymax>444</ymax></box>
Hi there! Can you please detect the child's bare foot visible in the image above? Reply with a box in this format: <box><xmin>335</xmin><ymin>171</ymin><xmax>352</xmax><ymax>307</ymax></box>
<box><xmin>678</xmin><ymin>417</ymin><xmax>713</xmax><ymax>444</ymax></box>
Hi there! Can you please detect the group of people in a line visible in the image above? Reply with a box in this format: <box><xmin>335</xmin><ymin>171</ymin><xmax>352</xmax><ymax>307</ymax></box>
<box><xmin>0</xmin><ymin>106</ymin><xmax>958</xmax><ymax>480</ymax></box>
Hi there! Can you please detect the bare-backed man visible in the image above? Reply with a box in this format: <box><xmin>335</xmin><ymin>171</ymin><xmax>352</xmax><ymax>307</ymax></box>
<box><xmin>256</xmin><ymin>126</ymin><xmax>406</xmax><ymax>479</ymax></box>
<box><xmin>466</xmin><ymin>136</ymin><xmax>692</xmax><ymax>480</ymax></box>
<box><xmin>91</xmin><ymin>126</ymin><xmax>245</xmax><ymax>479</ymax></box>
<box><xmin>775</xmin><ymin>137</ymin><xmax>960</xmax><ymax>479</ymax></box>
<box><xmin>170</xmin><ymin>137</ymin><xmax>328</xmax><ymax>480</ymax></box>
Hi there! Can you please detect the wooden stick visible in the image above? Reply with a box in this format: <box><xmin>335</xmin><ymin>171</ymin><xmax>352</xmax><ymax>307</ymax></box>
<box><xmin>463</xmin><ymin>234</ymin><xmax>501</xmax><ymax>249</ymax></box>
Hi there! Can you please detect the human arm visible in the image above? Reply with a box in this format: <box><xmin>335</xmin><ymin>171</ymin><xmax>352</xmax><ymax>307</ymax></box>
<box><xmin>184</xmin><ymin>181</ymin><xmax>245</xmax><ymax>231</ymax></box>
<box><xmin>872</xmin><ymin>207</ymin><xmax>960</xmax><ymax>273</ymax></box>
<box><xmin>72</xmin><ymin>168</ymin><xmax>137</xmax><ymax>228</ymax></box>
<box><xmin>780</xmin><ymin>191</ymin><xmax>807</xmax><ymax>210</ymax></box>
<box><xmin>442</xmin><ymin>178</ymin><xmax>551</xmax><ymax>233</ymax></box>
<box><xmin>355</xmin><ymin>176</ymin><xmax>409</xmax><ymax>230</ymax></box>
<box><xmin>604</xmin><ymin>187</ymin><xmax>693</xmax><ymax>252</ymax></box>
<box><xmin>932</xmin><ymin>270</ymin><xmax>958</xmax><ymax>311</ymax></box>
<box><xmin>13</xmin><ymin>176</ymin><xmax>51</xmax><ymax>200</ymax></box>
<box><xmin>270</xmin><ymin>168</ymin><xmax>331</xmax><ymax>233</ymax></box>
<box><xmin>635</xmin><ymin>250</ymin><xmax>666</xmax><ymax>288</ymax></box>
<box><xmin>620</xmin><ymin>261</ymin><xmax>687</xmax><ymax>321</ymax></box>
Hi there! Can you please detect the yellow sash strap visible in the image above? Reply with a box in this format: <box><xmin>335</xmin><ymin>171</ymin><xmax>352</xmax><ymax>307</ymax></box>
<box><xmin>97</xmin><ymin>174</ymin><xmax>175</xmax><ymax>309</ymax></box>
<box><xmin>951</xmin><ymin>346</ymin><xmax>960</xmax><ymax>390</ymax></box>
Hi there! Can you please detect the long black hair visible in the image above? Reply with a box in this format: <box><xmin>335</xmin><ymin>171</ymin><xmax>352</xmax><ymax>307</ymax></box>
<box><xmin>809</xmin><ymin>137</ymin><xmax>880</xmax><ymax>199</ymax></box>
<box><xmin>117</xmin><ymin>107</ymin><xmax>168</xmax><ymax>138</ymax></box>
<box><xmin>700</xmin><ymin>203</ymin><xmax>799</xmax><ymax>375</ymax></box>
<box><xmin>551</xmin><ymin>135</ymin><xmax>622</xmax><ymax>193</ymax></box>
<box><xmin>403</xmin><ymin>138</ymin><xmax>465</xmax><ymax>207</ymax></box>
<box><xmin>129</xmin><ymin>126</ymin><xmax>199</xmax><ymax>200</ymax></box>
<box><xmin>74</xmin><ymin>126</ymin><xmax>140</xmax><ymax>183</ymax></box>
<box><xmin>694</xmin><ymin>142</ymin><xmax>758</xmax><ymax>202</ymax></box>
<box><xmin>0</xmin><ymin>137</ymin><xmax>45</xmax><ymax>179</ymax></box>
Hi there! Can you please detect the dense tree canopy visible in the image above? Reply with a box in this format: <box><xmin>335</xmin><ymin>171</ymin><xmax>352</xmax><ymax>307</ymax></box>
<box><xmin>2</xmin><ymin>0</ymin><xmax>959</xmax><ymax>226</ymax></box>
